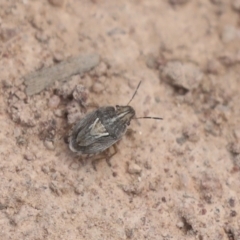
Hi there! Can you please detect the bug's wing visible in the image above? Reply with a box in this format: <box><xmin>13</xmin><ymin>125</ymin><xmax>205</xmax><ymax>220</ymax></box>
<box><xmin>69</xmin><ymin>111</ymin><xmax>97</xmax><ymax>150</ymax></box>
<box><xmin>78</xmin><ymin>134</ymin><xmax>119</xmax><ymax>154</ymax></box>
<box><xmin>76</xmin><ymin>117</ymin><xmax>110</xmax><ymax>145</ymax></box>
<box><xmin>75</xmin><ymin>107</ymin><xmax>115</xmax><ymax>145</ymax></box>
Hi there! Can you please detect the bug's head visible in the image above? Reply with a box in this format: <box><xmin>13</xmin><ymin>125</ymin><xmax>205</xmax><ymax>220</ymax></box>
<box><xmin>115</xmin><ymin>105</ymin><xmax>135</xmax><ymax>125</ymax></box>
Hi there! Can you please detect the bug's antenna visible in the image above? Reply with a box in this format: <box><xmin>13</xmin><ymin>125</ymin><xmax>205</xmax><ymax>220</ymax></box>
<box><xmin>127</xmin><ymin>81</ymin><xmax>142</xmax><ymax>106</ymax></box>
<box><xmin>134</xmin><ymin>116</ymin><xmax>163</xmax><ymax>120</ymax></box>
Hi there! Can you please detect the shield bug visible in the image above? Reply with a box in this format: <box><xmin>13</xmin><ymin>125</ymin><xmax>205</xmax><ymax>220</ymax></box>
<box><xmin>68</xmin><ymin>81</ymin><xmax>162</xmax><ymax>159</ymax></box>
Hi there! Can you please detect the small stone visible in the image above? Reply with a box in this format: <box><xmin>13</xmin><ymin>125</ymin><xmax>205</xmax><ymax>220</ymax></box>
<box><xmin>13</xmin><ymin>128</ymin><xmax>22</xmax><ymax>138</ymax></box>
<box><xmin>145</xmin><ymin>54</ymin><xmax>159</xmax><ymax>69</ymax></box>
<box><xmin>66</xmin><ymin>100</ymin><xmax>82</xmax><ymax>124</ymax></box>
<box><xmin>107</xmin><ymin>27</ymin><xmax>126</xmax><ymax>36</ymax></box>
<box><xmin>176</xmin><ymin>136</ymin><xmax>187</xmax><ymax>145</ymax></box>
<box><xmin>54</xmin><ymin>109</ymin><xmax>65</xmax><ymax>118</ymax></box>
<box><xmin>149</xmin><ymin>180</ymin><xmax>158</xmax><ymax>191</ymax></box>
<box><xmin>199</xmin><ymin>173</ymin><xmax>223</xmax><ymax>203</ymax></box>
<box><xmin>48</xmin><ymin>95</ymin><xmax>61</xmax><ymax>109</ymax></box>
<box><xmin>89</xmin><ymin>61</ymin><xmax>108</xmax><ymax>77</ymax></box>
<box><xmin>0</xmin><ymin>27</ymin><xmax>18</xmax><ymax>42</ymax></box>
<box><xmin>44</xmin><ymin>140</ymin><xmax>55</xmax><ymax>150</ymax></box>
<box><xmin>169</xmin><ymin>0</ymin><xmax>190</xmax><ymax>5</ymax></box>
<box><xmin>121</xmin><ymin>183</ymin><xmax>143</xmax><ymax>195</ymax></box>
<box><xmin>221</xmin><ymin>25</ymin><xmax>237</xmax><ymax>43</ymax></box>
<box><xmin>143</xmin><ymin>160</ymin><xmax>152</xmax><ymax>169</ymax></box>
<box><xmin>75</xmin><ymin>185</ymin><xmax>84</xmax><ymax>195</ymax></box>
<box><xmin>49</xmin><ymin>181</ymin><xmax>62</xmax><ymax>196</ymax></box>
<box><xmin>0</xmin><ymin>203</ymin><xmax>7</xmax><ymax>210</ymax></box>
<box><xmin>69</xmin><ymin>161</ymin><xmax>80</xmax><ymax>170</ymax></box>
<box><xmin>23</xmin><ymin>152</ymin><xmax>35</xmax><ymax>161</ymax></box>
<box><xmin>125</xmin><ymin>228</ymin><xmax>134</xmax><ymax>239</ymax></box>
<box><xmin>229</xmin><ymin>197</ymin><xmax>235</xmax><ymax>207</ymax></box>
<box><xmin>230</xmin><ymin>210</ymin><xmax>237</xmax><ymax>217</ymax></box>
<box><xmin>205</xmin><ymin>60</ymin><xmax>221</xmax><ymax>74</ymax></box>
<box><xmin>176</xmin><ymin>221</ymin><xmax>184</xmax><ymax>228</ymax></box>
<box><xmin>204</xmin><ymin>121</ymin><xmax>221</xmax><ymax>136</ymax></box>
<box><xmin>218</xmin><ymin>52</ymin><xmax>238</xmax><ymax>67</ymax></box>
<box><xmin>2</xmin><ymin>79</ymin><xmax>12</xmax><ymax>88</ymax></box>
<box><xmin>53</xmin><ymin>51</ymin><xmax>64</xmax><ymax>63</ymax></box>
<box><xmin>72</xmin><ymin>84</ymin><xmax>88</xmax><ymax>106</ymax></box>
<box><xmin>35</xmin><ymin>32</ymin><xmax>49</xmax><ymax>43</ymax></box>
<box><xmin>210</xmin><ymin>0</ymin><xmax>223</xmax><ymax>4</ymax></box>
<box><xmin>48</xmin><ymin>0</ymin><xmax>66</xmax><ymax>7</ymax></box>
<box><xmin>227</xmin><ymin>142</ymin><xmax>240</xmax><ymax>155</ymax></box>
<box><xmin>182</xmin><ymin>125</ymin><xmax>200</xmax><ymax>142</ymax></box>
<box><xmin>92</xmin><ymin>81</ymin><xmax>105</xmax><ymax>93</ymax></box>
<box><xmin>15</xmin><ymin>91</ymin><xmax>26</xmax><ymax>100</ymax></box>
<box><xmin>127</xmin><ymin>163</ymin><xmax>142</xmax><ymax>174</ymax></box>
<box><xmin>42</xmin><ymin>165</ymin><xmax>50</xmax><ymax>174</ymax></box>
<box><xmin>161</xmin><ymin>61</ymin><xmax>203</xmax><ymax>91</ymax></box>
<box><xmin>232</xmin><ymin>0</ymin><xmax>240</xmax><ymax>11</ymax></box>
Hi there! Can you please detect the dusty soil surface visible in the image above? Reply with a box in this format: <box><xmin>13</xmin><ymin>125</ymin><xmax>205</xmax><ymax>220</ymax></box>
<box><xmin>0</xmin><ymin>0</ymin><xmax>240</xmax><ymax>239</ymax></box>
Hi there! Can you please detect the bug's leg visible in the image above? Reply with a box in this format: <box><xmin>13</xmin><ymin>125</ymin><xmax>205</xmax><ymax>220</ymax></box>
<box><xmin>92</xmin><ymin>159</ymin><xmax>98</xmax><ymax>171</ymax></box>
<box><xmin>91</xmin><ymin>154</ymin><xmax>104</xmax><ymax>171</ymax></box>
<box><xmin>81</xmin><ymin>154</ymin><xmax>91</xmax><ymax>166</ymax></box>
<box><xmin>105</xmin><ymin>144</ymin><xmax>118</xmax><ymax>167</ymax></box>
<box><xmin>91</xmin><ymin>145</ymin><xmax>118</xmax><ymax>170</ymax></box>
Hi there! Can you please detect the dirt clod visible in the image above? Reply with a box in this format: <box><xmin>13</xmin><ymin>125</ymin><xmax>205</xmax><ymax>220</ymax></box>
<box><xmin>127</xmin><ymin>163</ymin><xmax>142</xmax><ymax>174</ymax></box>
<box><xmin>161</xmin><ymin>61</ymin><xmax>203</xmax><ymax>91</ymax></box>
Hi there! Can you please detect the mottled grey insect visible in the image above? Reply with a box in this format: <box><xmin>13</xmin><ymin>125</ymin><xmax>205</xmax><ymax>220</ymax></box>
<box><xmin>68</xmin><ymin>81</ymin><xmax>162</xmax><ymax>156</ymax></box>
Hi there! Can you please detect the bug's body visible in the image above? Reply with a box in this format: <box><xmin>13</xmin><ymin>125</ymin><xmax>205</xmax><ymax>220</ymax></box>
<box><xmin>69</xmin><ymin>105</ymin><xmax>135</xmax><ymax>155</ymax></box>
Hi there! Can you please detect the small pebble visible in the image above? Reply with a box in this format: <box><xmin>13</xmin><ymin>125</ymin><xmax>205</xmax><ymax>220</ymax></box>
<box><xmin>145</xmin><ymin>54</ymin><xmax>159</xmax><ymax>69</ymax></box>
<box><xmin>125</xmin><ymin>228</ymin><xmax>134</xmax><ymax>239</ymax></box>
<box><xmin>35</xmin><ymin>32</ymin><xmax>49</xmax><ymax>43</ymax></box>
<box><xmin>182</xmin><ymin>125</ymin><xmax>200</xmax><ymax>143</ymax></box>
<box><xmin>44</xmin><ymin>140</ymin><xmax>55</xmax><ymax>150</ymax></box>
<box><xmin>90</xmin><ymin>61</ymin><xmax>108</xmax><ymax>77</ymax></box>
<box><xmin>54</xmin><ymin>109</ymin><xmax>65</xmax><ymax>118</ymax></box>
<box><xmin>14</xmin><ymin>128</ymin><xmax>22</xmax><ymax>138</ymax></box>
<box><xmin>69</xmin><ymin>161</ymin><xmax>80</xmax><ymax>170</ymax></box>
<box><xmin>15</xmin><ymin>91</ymin><xmax>26</xmax><ymax>100</ymax></box>
<box><xmin>92</xmin><ymin>81</ymin><xmax>105</xmax><ymax>93</ymax></box>
<box><xmin>66</xmin><ymin>100</ymin><xmax>82</xmax><ymax>124</ymax></box>
<box><xmin>48</xmin><ymin>95</ymin><xmax>61</xmax><ymax>109</ymax></box>
<box><xmin>232</xmin><ymin>0</ymin><xmax>240</xmax><ymax>11</ymax></box>
<box><xmin>227</xmin><ymin>142</ymin><xmax>240</xmax><ymax>155</ymax></box>
<box><xmin>205</xmin><ymin>60</ymin><xmax>221</xmax><ymax>74</ymax></box>
<box><xmin>42</xmin><ymin>165</ymin><xmax>50</xmax><ymax>174</ymax></box>
<box><xmin>75</xmin><ymin>185</ymin><xmax>84</xmax><ymax>195</ymax></box>
<box><xmin>218</xmin><ymin>52</ymin><xmax>237</xmax><ymax>67</ymax></box>
<box><xmin>176</xmin><ymin>221</ymin><xmax>184</xmax><ymax>228</ymax></box>
<box><xmin>169</xmin><ymin>0</ymin><xmax>190</xmax><ymax>5</ymax></box>
<box><xmin>53</xmin><ymin>51</ymin><xmax>64</xmax><ymax>63</ymax></box>
<box><xmin>149</xmin><ymin>180</ymin><xmax>158</xmax><ymax>191</ymax></box>
<box><xmin>49</xmin><ymin>181</ymin><xmax>62</xmax><ymax>196</ymax></box>
<box><xmin>48</xmin><ymin>0</ymin><xmax>66</xmax><ymax>7</ymax></box>
<box><xmin>228</xmin><ymin>197</ymin><xmax>235</xmax><ymax>207</ymax></box>
<box><xmin>2</xmin><ymin>79</ymin><xmax>12</xmax><ymax>88</ymax></box>
<box><xmin>144</xmin><ymin>160</ymin><xmax>152</xmax><ymax>170</ymax></box>
<box><xmin>72</xmin><ymin>84</ymin><xmax>88</xmax><ymax>106</ymax></box>
<box><xmin>210</xmin><ymin>0</ymin><xmax>222</xmax><ymax>4</ymax></box>
<box><xmin>161</xmin><ymin>61</ymin><xmax>203</xmax><ymax>91</ymax></box>
<box><xmin>221</xmin><ymin>25</ymin><xmax>237</xmax><ymax>43</ymax></box>
<box><xmin>121</xmin><ymin>183</ymin><xmax>143</xmax><ymax>195</ymax></box>
<box><xmin>23</xmin><ymin>152</ymin><xmax>35</xmax><ymax>161</ymax></box>
<box><xmin>0</xmin><ymin>28</ymin><xmax>18</xmax><ymax>42</ymax></box>
<box><xmin>127</xmin><ymin>163</ymin><xmax>142</xmax><ymax>174</ymax></box>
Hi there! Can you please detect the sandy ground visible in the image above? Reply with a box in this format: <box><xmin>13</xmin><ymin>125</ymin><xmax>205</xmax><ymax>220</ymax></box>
<box><xmin>0</xmin><ymin>0</ymin><xmax>240</xmax><ymax>239</ymax></box>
